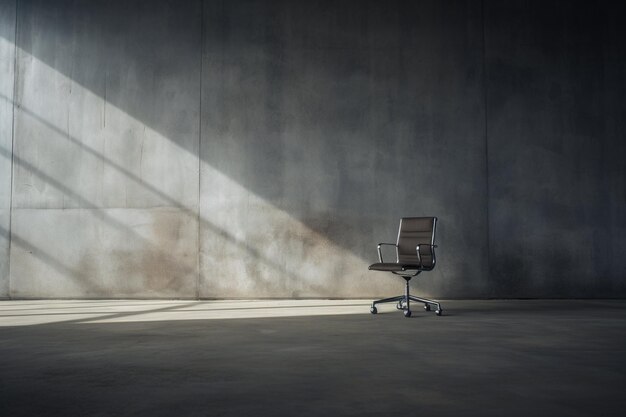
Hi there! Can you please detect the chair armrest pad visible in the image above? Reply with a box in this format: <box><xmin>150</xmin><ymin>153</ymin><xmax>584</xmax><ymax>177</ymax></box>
<box><xmin>377</xmin><ymin>243</ymin><xmax>397</xmax><ymax>263</ymax></box>
<box><xmin>415</xmin><ymin>244</ymin><xmax>437</xmax><ymax>268</ymax></box>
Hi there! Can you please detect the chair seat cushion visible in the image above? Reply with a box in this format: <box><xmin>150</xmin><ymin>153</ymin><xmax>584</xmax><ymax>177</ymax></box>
<box><xmin>368</xmin><ymin>263</ymin><xmax>420</xmax><ymax>272</ymax></box>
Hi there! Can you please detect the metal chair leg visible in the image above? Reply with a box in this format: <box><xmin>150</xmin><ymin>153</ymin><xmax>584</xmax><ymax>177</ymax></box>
<box><xmin>370</xmin><ymin>295</ymin><xmax>405</xmax><ymax>314</ymax></box>
<box><xmin>371</xmin><ymin>278</ymin><xmax>443</xmax><ymax>316</ymax></box>
<box><xmin>372</xmin><ymin>295</ymin><xmax>405</xmax><ymax>306</ymax></box>
<box><xmin>408</xmin><ymin>295</ymin><xmax>443</xmax><ymax>316</ymax></box>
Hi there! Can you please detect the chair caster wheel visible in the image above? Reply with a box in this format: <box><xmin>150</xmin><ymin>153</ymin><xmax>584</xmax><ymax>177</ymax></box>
<box><xmin>435</xmin><ymin>309</ymin><xmax>443</xmax><ymax>316</ymax></box>
<box><xmin>396</xmin><ymin>302</ymin><xmax>404</xmax><ymax>310</ymax></box>
<box><xmin>424</xmin><ymin>304</ymin><xmax>431</xmax><ymax>311</ymax></box>
<box><xmin>404</xmin><ymin>310</ymin><xmax>412</xmax><ymax>318</ymax></box>
<box><xmin>370</xmin><ymin>306</ymin><xmax>378</xmax><ymax>314</ymax></box>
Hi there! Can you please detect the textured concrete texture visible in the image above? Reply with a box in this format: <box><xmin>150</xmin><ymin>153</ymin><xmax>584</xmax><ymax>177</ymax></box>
<box><xmin>485</xmin><ymin>0</ymin><xmax>626</xmax><ymax>298</ymax></box>
<box><xmin>0</xmin><ymin>0</ymin><xmax>15</xmax><ymax>297</ymax></box>
<box><xmin>0</xmin><ymin>0</ymin><xmax>624</xmax><ymax>298</ymax></box>
<box><xmin>9</xmin><ymin>208</ymin><xmax>198</xmax><ymax>298</ymax></box>
<box><xmin>1</xmin><ymin>299</ymin><xmax>625</xmax><ymax>416</ymax></box>
<box><xmin>7</xmin><ymin>0</ymin><xmax>201</xmax><ymax>297</ymax></box>
<box><xmin>199</xmin><ymin>0</ymin><xmax>487</xmax><ymax>298</ymax></box>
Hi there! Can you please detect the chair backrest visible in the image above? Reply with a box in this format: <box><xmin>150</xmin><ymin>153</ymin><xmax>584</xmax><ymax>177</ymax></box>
<box><xmin>396</xmin><ymin>217</ymin><xmax>437</xmax><ymax>268</ymax></box>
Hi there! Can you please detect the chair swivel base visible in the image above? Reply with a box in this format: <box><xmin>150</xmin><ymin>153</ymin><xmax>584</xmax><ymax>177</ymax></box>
<box><xmin>370</xmin><ymin>279</ymin><xmax>442</xmax><ymax>317</ymax></box>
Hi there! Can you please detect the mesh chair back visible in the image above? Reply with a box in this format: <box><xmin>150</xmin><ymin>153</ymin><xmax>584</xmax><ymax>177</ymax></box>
<box><xmin>396</xmin><ymin>217</ymin><xmax>437</xmax><ymax>267</ymax></box>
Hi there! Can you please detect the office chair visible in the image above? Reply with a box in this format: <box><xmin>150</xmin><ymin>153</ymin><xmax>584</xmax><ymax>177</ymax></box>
<box><xmin>368</xmin><ymin>217</ymin><xmax>442</xmax><ymax>317</ymax></box>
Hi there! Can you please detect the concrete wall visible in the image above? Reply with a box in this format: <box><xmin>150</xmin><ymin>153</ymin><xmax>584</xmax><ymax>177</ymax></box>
<box><xmin>0</xmin><ymin>0</ymin><xmax>623</xmax><ymax>299</ymax></box>
<box><xmin>0</xmin><ymin>0</ymin><xmax>16</xmax><ymax>298</ymax></box>
<box><xmin>8</xmin><ymin>0</ymin><xmax>200</xmax><ymax>298</ymax></box>
<box><xmin>485</xmin><ymin>0</ymin><xmax>626</xmax><ymax>297</ymax></box>
<box><xmin>199</xmin><ymin>0</ymin><xmax>487</xmax><ymax>298</ymax></box>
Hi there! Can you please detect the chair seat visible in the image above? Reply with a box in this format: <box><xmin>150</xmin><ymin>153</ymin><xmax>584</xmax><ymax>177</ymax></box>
<box><xmin>368</xmin><ymin>263</ymin><xmax>420</xmax><ymax>272</ymax></box>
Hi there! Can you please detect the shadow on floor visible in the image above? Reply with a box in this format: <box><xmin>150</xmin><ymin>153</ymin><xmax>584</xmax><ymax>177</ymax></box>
<box><xmin>1</xmin><ymin>300</ymin><xmax>625</xmax><ymax>417</ymax></box>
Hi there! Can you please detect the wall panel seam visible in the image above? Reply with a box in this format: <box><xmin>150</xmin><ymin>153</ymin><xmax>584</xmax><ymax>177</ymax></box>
<box><xmin>196</xmin><ymin>0</ymin><xmax>204</xmax><ymax>300</ymax></box>
<box><xmin>7</xmin><ymin>0</ymin><xmax>19</xmax><ymax>299</ymax></box>
<box><xmin>481</xmin><ymin>0</ymin><xmax>491</xmax><ymax>295</ymax></box>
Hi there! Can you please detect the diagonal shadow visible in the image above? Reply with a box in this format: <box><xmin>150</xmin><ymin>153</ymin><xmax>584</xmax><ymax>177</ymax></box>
<box><xmin>0</xmin><ymin>91</ymin><xmax>334</xmax><ymax>296</ymax></box>
<box><xmin>0</xmin><ymin>224</ymin><xmax>106</xmax><ymax>292</ymax></box>
<box><xmin>0</xmin><ymin>302</ymin><xmax>195</xmax><ymax>311</ymax></box>
<box><xmin>0</xmin><ymin>302</ymin><xmax>370</xmax><ymax>317</ymax></box>
<box><xmin>2</xmin><ymin>0</ymin><xmax>454</xmax><ymax>266</ymax></box>
<box><xmin>0</xmin><ymin>0</ymin><xmax>498</xmax><ymax>299</ymax></box>
<box><xmin>37</xmin><ymin>301</ymin><xmax>207</xmax><ymax>325</ymax></box>
<box><xmin>0</xmin><ymin>147</ymin><xmax>198</xmax><ymax>289</ymax></box>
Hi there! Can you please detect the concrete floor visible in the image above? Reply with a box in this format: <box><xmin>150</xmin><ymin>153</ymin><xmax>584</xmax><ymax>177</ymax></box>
<box><xmin>1</xmin><ymin>300</ymin><xmax>625</xmax><ymax>417</ymax></box>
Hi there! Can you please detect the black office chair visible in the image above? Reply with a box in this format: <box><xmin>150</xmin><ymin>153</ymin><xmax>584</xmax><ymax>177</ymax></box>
<box><xmin>368</xmin><ymin>217</ymin><xmax>442</xmax><ymax>317</ymax></box>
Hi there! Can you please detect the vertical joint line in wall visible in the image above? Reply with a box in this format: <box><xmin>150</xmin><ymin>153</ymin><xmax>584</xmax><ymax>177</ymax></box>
<box><xmin>481</xmin><ymin>0</ymin><xmax>491</xmax><ymax>289</ymax></box>
<box><xmin>7</xmin><ymin>0</ymin><xmax>19</xmax><ymax>299</ymax></box>
<box><xmin>196</xmin><ymin>0</ymin><xmax>204</xmax><ymax>300</ymax></box>
<box><xmin>103</xmin><ymin>70</ymin><xmax>107</xmax><ymax>128</ymax></box>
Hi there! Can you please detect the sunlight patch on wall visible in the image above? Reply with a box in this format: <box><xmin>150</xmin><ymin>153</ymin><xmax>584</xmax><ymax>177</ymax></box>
<box><xmin>8</xmin><ymin>49</ymin><xmax>375</xmax><ymax>298</ymax></box>
<box><xmin>200</xmin><ymin>162</ymin><xmax>371</xmax><ymax>297</ymax></box>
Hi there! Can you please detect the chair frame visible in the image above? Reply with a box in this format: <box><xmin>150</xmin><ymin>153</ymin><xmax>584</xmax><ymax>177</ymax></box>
<box><xmin>370</xmin><ymin>217</ymin><xmax>442</xmax><ymax>317</ymax></box>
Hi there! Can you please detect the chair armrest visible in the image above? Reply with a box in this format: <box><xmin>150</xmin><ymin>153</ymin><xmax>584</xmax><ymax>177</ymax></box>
<box><xmin>415</xmin><ymin>244</ymin><xmax>438</xmax><ymax>267</ymax></box>
<box><xmin>377</xmin><ymin>243</ymin><xmax>397</xmax><ymax>263</ymax></box>
<box><xmin>416</xmin><ymin>244</ymin><xmax>438</xmax><ymax>249</ymax></box>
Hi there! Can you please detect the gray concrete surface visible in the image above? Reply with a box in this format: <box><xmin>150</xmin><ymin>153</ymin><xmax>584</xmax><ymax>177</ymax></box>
<box><xmin>9</xmin><ymin>208</ymin><xmax>198</xmax><ymax>298</ymax></box>
<box><xmin>199</xmin><ymin>0</ymin><xmax>487</xmax><ymax>298</ymax></box>
<box><xmin>0</xmin><ymin>0</ymin><xmax>15</xmax><ymax>297</ymax></box>
<box><xmin>8</xmin><ymin>0</ymin><xmax>201</xmax><ymax>297</ymax></box>
<box><xmin>485</xmin><ymin>0</ymin><xmax>626</xmax><ymax>298</ymax></box>
<box><xmin>1</xmin><ymin>299</ymin><xmax>625</xmax><ymax>416</ymax></box>
<box><xmin>0</xmin><ymin>0</ymin><xmax>624</xmax><ymax>298</ymax></box>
